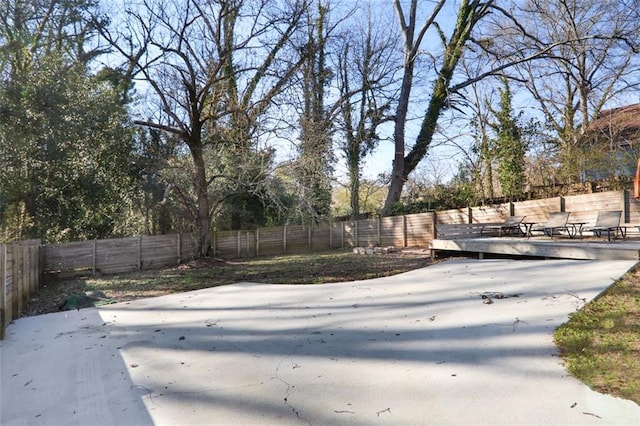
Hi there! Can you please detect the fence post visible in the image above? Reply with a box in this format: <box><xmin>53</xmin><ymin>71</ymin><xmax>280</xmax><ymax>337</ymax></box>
<box><xmin>377</xmin><ymin>216</ymin><xmax>381</xmax><ymax>246</ymax></box>
<box><xmin>0</xmin><ymin>244</ymin><xmax>5</xmax><ymax>339</ymax></box>
<box><xmin>27</xmin><ymin>245</ymin><xmax>34</xmax><ymax>295</ymax></box>
<box><xmin>329</xmin><ymin>222</ymin><xmax>333</xmax><ymax>249</ymax></box>
<box><xmin>355</xmin><ymin>220</ymin><xmax>359</xmax><ymax>247</ymax></box>
<box><xmin>341</xmin><ymin>222</ymin><xmax>345</xmax><ymax>248</ymax></box>
<box><xmin>137</xmin><ymin>236</ymin><xmax>142</xmax><ymax>271</ymax></box>
<box><xmin>308</xmin><ymin>227</ymin><xmax>312</xmax><ymax>250</ymax></box>
<box><xmin>256</xmin><ymin>228</ymin><xmax>260</xmax><ymax>257</ymax></box>
<box><xmin>403</xmin><ymin>215</ymin><xmax>408</xmax><ymax>247</ymax></box>
<box><xmin>39</xmin><ymin>242</ymin><xmax>45</xmax><ymax>283</ymax></box>
<box><xmin>237</xmin><ymin>231</ymin><xmax>241</xmax><ymax>258</ymax></box>
<box><xmin>177</xmin><ymin>233</ymin><xmax>181</xmax><ymax>264</ymax></box>
<box><xmin>18</xmin><ymin>245</ymin><xmax>25</xmax><ymax>315</ymax></box>
<box><xmin>283</xmin><ymin>226</ymin><xmax>287</xmax><ymax>254</ymax></box>
<box><xmin>11</xmin><ymin>243</ymin><xmax>22</xmax><ymax>319</ymax></box>
<box><xmin>430</xmin><ymin>211</ymin><xmax>437</xmax><ymax>241</ymax></box>
<box><xmin>622</xmin><ymin>190</ymin><xmax>629</xmax><ymax>223</ymax></box>
<box><xmin>92</xmin><ymin>240</ymin><xmax>97</xmax><ymax>276</ymax></box>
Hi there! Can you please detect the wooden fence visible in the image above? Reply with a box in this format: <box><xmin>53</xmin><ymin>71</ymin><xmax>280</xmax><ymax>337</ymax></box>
<box><xmin>212</xmin><ymin>189</ymin><xmax>640</xmax><ymax>257</ymax></box>
<box><xmin>435</xmin><ymin>189</ymin><xmax>639</xmax><ymax>227</ymax></box>
<box><xmin>1</xmin><ymin>240</ymin><xmax>41</xmax><ymax>339</ymax></box>
<box><xmin>43</xmin><ymin>233</ymin><xmax>198</xmax><ymax>278</ymax></box>
<box><xmin>211</xmin><ymin>213</ymin><xmax>436</xmax><ymax>258</ymax></box>
<box><xmin>29</xmin><ymin>189</ymin><xmax>640</xmax><ymax>281</ymax></box>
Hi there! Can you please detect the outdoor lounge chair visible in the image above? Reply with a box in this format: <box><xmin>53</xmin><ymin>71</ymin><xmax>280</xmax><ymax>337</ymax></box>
<box><xmin>530</xmin><ymin>212</ymin><xmax>570</xmax><ymax>238</ymax></box>
<box><xmin>480</xmin><ymin>216</ymin><xmax>526</xmax><ymax>236</ymax></box>
<box><xmin>584</xmin><ymin>210</ymin><xmax>626</xmax><ymax>241</ymax></box>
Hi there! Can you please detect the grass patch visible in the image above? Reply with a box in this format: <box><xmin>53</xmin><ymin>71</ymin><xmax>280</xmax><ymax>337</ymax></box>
<box><xmin>554</xmin><ymin>265</ymin><xmax>640</xmax><ymax>404</ymax></box>
<box><xmin>23</xmin><ymin>249</ymin><xmax>434</xmax><ymax>317</ymax></box>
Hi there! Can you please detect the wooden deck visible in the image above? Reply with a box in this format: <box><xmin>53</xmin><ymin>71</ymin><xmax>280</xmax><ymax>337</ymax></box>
<box><xmin>429</xmin><ymin>236</ymin><xmax>640</xmax><ymax>260</ymax></box>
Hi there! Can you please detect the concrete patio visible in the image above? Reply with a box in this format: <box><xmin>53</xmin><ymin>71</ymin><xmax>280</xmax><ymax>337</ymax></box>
<box><xmin>2</xmin><ymin>258</ymin><xmax>640</xmax><ymax>425</ymax></box>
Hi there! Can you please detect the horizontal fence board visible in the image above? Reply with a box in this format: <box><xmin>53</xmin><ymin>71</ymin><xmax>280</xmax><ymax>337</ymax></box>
<box><xmin>406</xmin><ymin>213</ymin><xmax>435</xmax><ymax>246</ymax></box>
<box><xmin>179</xmin><ymin>234</ymin><xmax>197</xmax><ymax>259</ymax></box>
<box><xmin>436</xmin><ymin>209</ymin><xmax>470</xmax><ymax>224</ymax></box>
<box><xmin>470</xmin><ymin>204</ymin><xmax>511</xmax><ymax>223</ymax></box>
<box><xmin>437</xmin><ymin>224</ymin><xmax>486</xmax><ymax>239</ymax></box>
<box><xmin>564</xmin><ymin>191</ymin><xmax>624</xmax><ymax>225</ymax></box>
<box><xmin>141</xmin><ymin>235</ymin><xmax>178</xmax><ymax>269</ymax></box>
<box><xmin>214</xmin><ymin>231</ymin><xmax>240</xmax><ymax>253</ymax></box>
<box><xmin>44</xmin><ymin>241</ymin><xmax>94</xmax><ymax>272</ymax></box>
<box><xmin>243</xmin><ymin>231</ymin><xmax>257</xmax><ymax>258</ymax></box>
<box><xmin>343</xmin><ymin>222</ymin><xmax>357</xmax><ymax>247</ymax></box>
<box><xmin>629</xmin><ymin>196</ymin><xmax>640</xmax><ymax>223</ymax></box>
<box><xmin>357</xmin><ymin>219</ymin><xmax>379</xmax><ymax>247</ymax></box>
<box><xmin>256</xmin><ymin>227</ymin><xmax>286</xmax><ymax>256</ymax></box>
<box><xmin>285</xmin><ymin>225</ymin><xmax>311</xmax><ymax>253</ymax></box>
<box><xmin>95</xmin><ymin>237</ymin><xmax>138</xmax><ymax>275</ymax></box>
<box><xmin>564</xmin><ymin>191</ymin><xmax>622</xmax><ymax>212</ymax></box>
<box><xmin>329</xmin><ymin>223</ymin><xmax>344</xmax><ymax>249</ymax></box>
<box><xmin>380</xmin><ymin>216</ymin><xmax>406</xmax><ymax>247</ymax></box>
<box><xmin>310</xmin><ymin>228</ymin><xmax>331</xmax><ymax>251</ymax></box>
<box><xmin>513</xmin><ymin>197</ymin><xmax>562</xmax><ymax>223</ymax></box>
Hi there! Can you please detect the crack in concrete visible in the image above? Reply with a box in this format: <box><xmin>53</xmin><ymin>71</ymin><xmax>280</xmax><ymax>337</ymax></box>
<box><xmin>273</xmin><ymin>348</ymin><xmax>311</xmax><ymax>425</ymax></box>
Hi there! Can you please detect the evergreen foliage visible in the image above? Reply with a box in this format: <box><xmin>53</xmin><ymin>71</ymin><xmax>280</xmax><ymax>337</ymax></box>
<box><xmin>493</xmin><ymin>79</ymin><xmax>527</xmax><ymax>200</ymax></box>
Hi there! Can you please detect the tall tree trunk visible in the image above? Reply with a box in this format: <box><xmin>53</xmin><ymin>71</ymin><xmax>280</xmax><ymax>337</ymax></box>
<box><xmin>383</xmin><ymin>0</ymin><xmax>489</xmax><ymax>215</ymax></box>
<box><xmin>347</xmin><ymin>141</ymin><xmax>361</xmax><ymax>219</ymax></box>
<box><xmin>384</xmin><ymin>63</ymin><xmax>413</xmax><ymax>214</ymax></box>
<box><xmin>189</xmin><ymin>137</ymin><xmax>211</xmax><ymax>258</ymax></box>
<box><xmin>382</xmin><ymin>0</ymin><xmax>445</xmax><ymax>215</ymax></box>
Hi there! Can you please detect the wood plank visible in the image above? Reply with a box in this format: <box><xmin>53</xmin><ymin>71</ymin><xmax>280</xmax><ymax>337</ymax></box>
<box><xmin>436</xmin><ymin>224</ymin><xmax>486</xmax><ymax>240</ymax></box>
<box><xmin>470</xmin><ymin>204</ymin><xmax>511</xmax><ymax>223</ymax></box>
<box><xmin>357</xmin><ymin>218</ymin><xmax>379</xmax><ymax>247</ymax></box>
<box><xmin>406</xmin><ymin>213</ymin><xmax>435</xmax><ymax>246</ymax></box>
<box><xmin>380</xmin><ymin>216</ymin><xmax>406</xmax><ymax>247</ymax></box>
<box><xmin>513</xmin><ymin>198</ymin><xmax>561</xmax><ymax>223</ymax></box>
<box><xmin>436</xmin><ymin>208</ymin><xmax>470</xmax><ymax>224</ymax></box>
<box><xmin>430</xmin><ymin>238</ymin><xmax>640</xmax><ymax>260</ymax></box>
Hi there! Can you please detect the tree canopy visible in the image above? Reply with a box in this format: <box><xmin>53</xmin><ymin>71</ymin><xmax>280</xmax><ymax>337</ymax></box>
<box><xmin>2</xmin><ymin>0</ymin><xmax>639</xmax><ymax>250</ymax></box>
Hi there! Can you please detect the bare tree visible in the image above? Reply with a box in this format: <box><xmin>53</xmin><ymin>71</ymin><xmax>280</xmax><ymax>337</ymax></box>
<box><xmin>334</xmin><ymin>5</ymin><xmax>398</xmax><ymax>219</ymax></box>
<box><xmin>380</xmin><ymin>0</ymin><xmax>640</xmax><ymax>212</ymax></box>
<box><xmin>382</xmin><ymin>0</ymin><xmax>494</xmax><ymax>214</ymax></box>
<box><xmin>503</xmin><ymin>0</ymin><xmax>640</xmax><ymax>181</ymax></box>
<box><xmin>99</xmin><ymin>0</ymin><xmax>310</xmax><ymax>257</ymax></box>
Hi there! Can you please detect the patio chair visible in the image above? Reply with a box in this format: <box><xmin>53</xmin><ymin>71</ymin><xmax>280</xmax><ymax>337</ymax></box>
<box><xmin>530</xmin><ymin>212</ymin><xmax>570</xmax><ymax>238</ymax></box>
<box><xmin>480</xmin><ymin>216</ymin><xmax>526</xmax><ymax>237</ymax></box>
<box><xmin>584</xmin><ymin>210</ymin><xmax>626</xmax><ymax>241</ymax></box>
